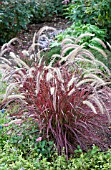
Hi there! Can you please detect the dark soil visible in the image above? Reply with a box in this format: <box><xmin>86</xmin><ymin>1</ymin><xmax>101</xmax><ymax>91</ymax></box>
<box><xmin>17</xmin><ymin>17</ymin><xmax>72</xmax><ymax>50</ymax></box>
<box><xmin>0</xmin><ymin>17</ymin><xmax>71</xmax><ymax>52</ymax></box>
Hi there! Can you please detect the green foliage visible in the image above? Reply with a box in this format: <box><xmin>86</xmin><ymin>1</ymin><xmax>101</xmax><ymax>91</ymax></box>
<box><xmin>42</xmin><ymin>46</ymin><xmax>61</xmax><ymax>64</ymax></box>
<box><xmin>69</xmin><ymin>146</ymin><xmax>111</xmax><ymax>169</ymax></box>
<box><xmin>0</xmin><ymin>0</ymin><xmax>33</xmax><ymax>44</ymax></box>
<box><xmin>0</xmin><ymin>142</ymin><xmax>36</xmax><ymax>170</ymax></box>
<box><xmin>0</xmin><ymin>140</ymin><xmax>111</xmax><ymax>169</ymax></box>
<box><xmin>90</xmin><ymin>49</ymin><xmax>111</xmax><ymax>69</ymax></box>
<box><xmin>64</xmin><ymin>0</ymin><xmax>111</xmax><ymax>42</ymax></box>
<box><xmin>56</xmin><ymin>22</ymin><xmax>106</xmax><ymax>46</ymax></box>
<box><xmin>31</xmin><ymin>0</ymin><xmax>64</xmax><ymax>23</ymax></box>
<box><xmin>52</xmin><ymin>22</ymin><xmax>111</xmax><ymax>68</ymax></box>
<box><xmin>0</xmin><ymin>75</ymin><xmax>7</xmax><ymax>102</ymax></box>
<box><xmin>0</xmin><ymin>0</ymin><xmax>64</xmax><ymax>44</ymax></box>
<box><xmin>9</xmin><ymin>125</ymin><xmax>55</xmax><ymax>159</ymax></box>
<box><xmin>0</xmin><ymin>110</ymin><xmax>55</xmax><ymax>159</ymax></box>
<box><xmin>0</xmin><ymin>112</ymin><xmax>10</xmax><ymax>148</ymax></box>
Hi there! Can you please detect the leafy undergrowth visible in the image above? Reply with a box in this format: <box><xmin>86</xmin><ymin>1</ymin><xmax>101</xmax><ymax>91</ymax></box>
<box><xmin>50</xmin><ymin>22</ymin><xmax>111</xmax><ymax>68</ymax></box>
<box><xmin>0</xmin><ymin>111</ymin><xmax>111</xmax><ymax>170</ymax></box>
<box><xmin>1</xmin><ymin>143</ymin><xmax>111</xmax><ymax>170</ymax></box>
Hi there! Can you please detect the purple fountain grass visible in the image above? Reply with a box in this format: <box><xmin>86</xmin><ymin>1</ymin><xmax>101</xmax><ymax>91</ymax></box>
<box><xmin>3</xmin><ymin>62</ymin><xmax>110</xmax><ymax>157</ymax></box>
<box><xmin>1</xmin><ymin>29</ymin><xmax>111</xmax><ymax>157</ymax></box>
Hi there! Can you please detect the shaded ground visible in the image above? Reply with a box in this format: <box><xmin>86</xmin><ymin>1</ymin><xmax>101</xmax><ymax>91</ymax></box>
<box><xmin>17</xmin><ymin>17</ymin><xmax>72</xmax><ymax>50</ymax></box>
<box><xmin>0</xmin><ymin>17</ymin><xmax>71</xmax><ymax>74</ymax></box>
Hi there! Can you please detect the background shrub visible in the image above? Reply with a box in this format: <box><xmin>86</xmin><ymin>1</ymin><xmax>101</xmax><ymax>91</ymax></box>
<box><xmin>51</xmin><ymin>23</ymin><xmax>111</xmax><ymax>69</ymax></box>
<box><xmin>0</xmin><ymin>0</ymin><xmax>33</xmax><ymax>44</ymax></box>
<box><xmin>64</xmin><ymin>0</ymin><xmax>111</xmax><ymax>43</ymax></box>
<box><xmin>55</xmin><ymin>22</ymin><xmax>106</xmax><ymax>46</ymax></box>
<box><xmin>31</xmin><ymin>0</ymin><xmax>64</xmax><ymax>23</ymax></box>
<box><xmin>0</xmin><ymin>0</ymin><xmax>64</xmax><ymax>44</ymax></box>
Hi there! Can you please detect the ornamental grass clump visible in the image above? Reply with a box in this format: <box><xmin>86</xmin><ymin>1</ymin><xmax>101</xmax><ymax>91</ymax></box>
<box><xmin>0</xmin><ymin>27</ymin><xmax>111</xmax><ymax>158</ymax></box>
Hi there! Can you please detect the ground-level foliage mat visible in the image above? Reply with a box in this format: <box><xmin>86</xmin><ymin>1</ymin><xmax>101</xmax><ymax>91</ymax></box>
<box><xmin>0</xmin><ymin>111</ymin><xmax>111</xmax><ymax>170</ymax></box>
